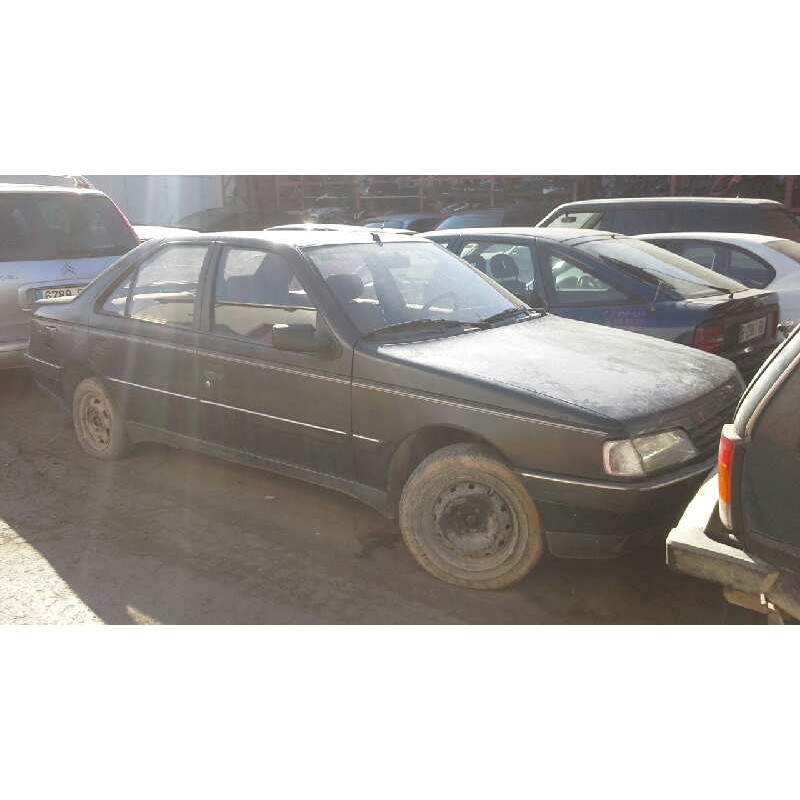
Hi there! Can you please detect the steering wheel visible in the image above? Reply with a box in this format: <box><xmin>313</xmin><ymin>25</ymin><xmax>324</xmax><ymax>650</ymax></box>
<box><xmin>421</xmin><ymin>291</ymin><xmax>460</xmax><ymax>316</ymax></box>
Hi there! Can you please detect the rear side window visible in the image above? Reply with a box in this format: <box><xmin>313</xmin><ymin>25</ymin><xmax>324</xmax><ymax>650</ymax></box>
<box><xmin>681</xmin><ymin>243</ymin><xmax>722</xmax><ymax>269</ymax></box>
<box><xmin>0</xmin><ymin>193</ymin><xmax>136</xmax><ymax>262</ymax></box>
<box><xmin>721</xmin><ymin>248</ymin><xmax>774</xmax><ymax>288</ymax></box>
<box><xmin>129</xmin><ymin>245</ymin><xmax>208</xmax><ymax>328</ymax></box>
<box><xmin>611</xmin><ymin>206</ymin><xmax>672</xmax><ymax>235</ymax></box>
<box><xmin>674</xmin><ymin>204</ymin><xmax>751</xmax><ymax>233</ymax></box>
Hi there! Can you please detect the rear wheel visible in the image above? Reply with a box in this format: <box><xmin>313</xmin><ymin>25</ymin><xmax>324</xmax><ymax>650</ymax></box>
<box><xmin>399</xmin><ymin>443</ymin><xmax>544</xmax><ymax>589</ymax></box>
<box><xmin>72</xmin><ymin>377</ymin><xmax>128</xmax><ymax>460</ymax></box>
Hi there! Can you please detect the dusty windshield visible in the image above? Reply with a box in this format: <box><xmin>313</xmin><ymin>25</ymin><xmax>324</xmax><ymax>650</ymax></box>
<box><xmin>303</xmin><ymin>241</ymin><xmax>524</xmax><ymax>336</ymax></box>
<box><xmin>578</xmin><ymin>238</ymin><xmax>746</xmax><ymax>299</ymax></box>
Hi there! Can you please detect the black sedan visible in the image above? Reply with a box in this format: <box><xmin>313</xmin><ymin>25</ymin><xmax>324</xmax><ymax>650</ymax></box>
<box><xmin>27</xmin><ymin>230</ymin><xmax>742</xmax><ymax>589</ymax></box>
<box><xmin>426</xmin><ymin>227</ymin><xmax>781</xmax><ymax>381</ymax></box>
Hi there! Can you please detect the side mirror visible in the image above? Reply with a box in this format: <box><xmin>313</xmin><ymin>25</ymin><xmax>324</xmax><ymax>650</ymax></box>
<box><xmin>525</xmin><ymin>289</ymin><xmax>548</xmax><ymax>310</ymax></box>
<box><xmin>272</xmin><ymin>323</ymin><xmax>333</xmax><ymax>355</ymax></box>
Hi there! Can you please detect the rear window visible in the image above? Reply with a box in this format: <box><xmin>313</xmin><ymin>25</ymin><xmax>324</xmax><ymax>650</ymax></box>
<box><xmin>437</xmin><ymin>211</ymin><xmax>503</xmax><ymax>229</ymax></box>
<box><xmin>0</xmin><ymin>193</ymin><xmax>137</xmax><ymax>262</ymax></box>
<box><xmin>577</xmin><ymin>238</ymin><xmax>745</xmax><ymax>299</ymax></box>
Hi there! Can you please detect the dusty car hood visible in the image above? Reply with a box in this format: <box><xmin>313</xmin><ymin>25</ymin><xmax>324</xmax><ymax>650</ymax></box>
<box><xmin>367</xmin><ymin>314</ymin><xmax>741</xmax><ymax>427</ymax></box>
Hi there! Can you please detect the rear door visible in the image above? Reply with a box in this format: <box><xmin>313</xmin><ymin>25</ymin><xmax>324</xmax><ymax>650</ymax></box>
<box><xmin>90</xmin><ymin>242</ymin><xmax>210</xmax><ymax>438</ymax></box>
<box><xmin>196</xmin><ymin>244</ymin><xmax>354</xmax><ymax>479</ymax></box>
<box><xmin>0</xmin><ymin>191</ymin><xmax>137</xmax><ymax>345</ymax></box>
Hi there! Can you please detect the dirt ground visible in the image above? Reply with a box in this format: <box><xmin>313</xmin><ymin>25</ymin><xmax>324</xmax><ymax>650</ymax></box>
<box><xmin>0</xmin><ymin>371</ymin><xmax>757</xmax><ymax>624</ymax></box>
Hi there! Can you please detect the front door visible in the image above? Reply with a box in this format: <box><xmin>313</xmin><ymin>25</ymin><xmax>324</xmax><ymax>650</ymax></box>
<box><xmin>196</xmin><ymin>245</ymin><xmax>353</xmax><ymax>479</ymax></box>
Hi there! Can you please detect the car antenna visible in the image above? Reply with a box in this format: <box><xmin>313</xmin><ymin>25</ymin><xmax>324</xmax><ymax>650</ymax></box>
<box><xmin>371</xmin><ymin>231</ymin><xmax>383</xmax><ymax>245</ymax></box>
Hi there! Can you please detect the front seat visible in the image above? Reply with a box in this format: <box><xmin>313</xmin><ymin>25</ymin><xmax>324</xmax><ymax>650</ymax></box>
<box><xmin>326</xmin><ymin>273</ymin><xmax>387</xmax><ymax>332</ymax></box>
<box><xmin>489</xmin><ymin>253</ymin><xmax>526</xmax><ymax>297</ymax></box>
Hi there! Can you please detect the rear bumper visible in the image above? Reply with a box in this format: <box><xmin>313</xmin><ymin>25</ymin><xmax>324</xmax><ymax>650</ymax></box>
<box><xmin>0</xmin><ymin>340</ymin><xmax>28</xmax><ymax>370</ymax></box>
<box><xmin>519</xmin><ymin>455</ymin><xmax>716</xmax><ymax>558</ymax></box>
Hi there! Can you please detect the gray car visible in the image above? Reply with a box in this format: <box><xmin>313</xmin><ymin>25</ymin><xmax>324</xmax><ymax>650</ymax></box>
<box><xmin>0</xmin><ymin>183</ymin><xmax>139</xmax><ymax>369</ymax></box>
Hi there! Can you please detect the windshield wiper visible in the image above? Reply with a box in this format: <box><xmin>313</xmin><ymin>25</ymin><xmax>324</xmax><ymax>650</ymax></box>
<box><xmin>363</xmin><ymin>318</ymin><xmax>477</xmax><ymax>339</ymax></box>
<box><xmin>477</xmin><ymin>307</ymin><xmax>538</xmax><ymax>327</ymax></box>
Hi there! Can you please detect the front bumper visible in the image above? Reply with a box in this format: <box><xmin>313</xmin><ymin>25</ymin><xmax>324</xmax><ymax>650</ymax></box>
<box><xmin>0</xmin><ymin>340</ymin><xmax>28</xmax><ymax>370</ymax></box>
<box><xmin>519</xmin><ymin>454</ymin><xmax>717</xmax><ymax>558</ymax></box>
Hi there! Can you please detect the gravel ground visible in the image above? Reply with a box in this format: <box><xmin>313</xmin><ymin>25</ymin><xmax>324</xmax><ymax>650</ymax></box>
<box><xmin>0</xmin><ymin>371</ymin><xmax>757</xmax><ymax>624</ymax></box>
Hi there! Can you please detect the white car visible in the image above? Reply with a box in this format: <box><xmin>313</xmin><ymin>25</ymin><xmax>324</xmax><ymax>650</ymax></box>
<box><xmin>639</xmin><ymin>232</ymin><xmax>800</xmax><ymax>329</ymax></box>
<box><xmin>133</xmin><ymin>225</ymin><xmax>197</xmax><ymax>241</ymax></box>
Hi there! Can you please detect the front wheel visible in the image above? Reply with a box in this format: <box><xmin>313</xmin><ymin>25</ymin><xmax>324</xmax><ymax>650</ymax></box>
<box><xmin>399</xmin><ymin>443</ymin><xmax>545</xmax><ymax>589</ymax></box>
<box><xmin>72</xmin><ymin>377</ymin><xmax>129</xmax><ymax>460</ymax></box>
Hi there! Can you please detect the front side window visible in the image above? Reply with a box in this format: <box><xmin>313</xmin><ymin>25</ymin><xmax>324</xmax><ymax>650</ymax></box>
<box><xmin>304</xmin><ymin>241</ymin><xmax>521</xmax><ymax>336</ymax></box>
<box><xmin>129</xmin><ymin>245</ymin><xmax>207</xmax><ymax>327</ymax></box>
<box><xmin>459</xmin><ymin>241</ymin><xmax>536</xmax><ymax>299</ymax></box>
<box><xmin>543</xmin><ymin>250</ymin><xmax>630</xmax><ymax>306</ymax></box>
<box><xmin>212</xmin><ymin>248</ymin><xmax>316</xmax><ymax>343</ymax></box>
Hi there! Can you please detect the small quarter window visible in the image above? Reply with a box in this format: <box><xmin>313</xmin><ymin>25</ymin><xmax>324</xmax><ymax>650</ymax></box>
<box><xmin>101</xmin><ymin>274</ymin><xmax>132</xmax><ymax>317</ymax></box>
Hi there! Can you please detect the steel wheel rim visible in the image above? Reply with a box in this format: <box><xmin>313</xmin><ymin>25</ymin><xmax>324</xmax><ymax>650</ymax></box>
<box><xmin>428</xmin><ymin>480</ymin><xmax>521</xmax><ymax>574</ymax></box>
<box><xmin>79</xmin><ymin>391</ymin><xmax>113</xmax><ymax>452</ymax></box>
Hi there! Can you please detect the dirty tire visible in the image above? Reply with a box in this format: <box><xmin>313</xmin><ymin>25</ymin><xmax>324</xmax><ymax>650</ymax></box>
<box><xmin>72</xmin><ymin>377</ymin><xmax>128</xmax><ymax>460</ymax></box>
<box><xmin>399</xmin><ymin>443</ymin><xmax>544</xmax><ymax>589</ymax></box>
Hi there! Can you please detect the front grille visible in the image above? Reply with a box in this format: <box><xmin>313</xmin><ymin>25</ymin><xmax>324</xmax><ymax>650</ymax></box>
<box><xmin>687</xmin><ymin>400</ymin><xmax>738</xmax><ymax>456</ymax></box>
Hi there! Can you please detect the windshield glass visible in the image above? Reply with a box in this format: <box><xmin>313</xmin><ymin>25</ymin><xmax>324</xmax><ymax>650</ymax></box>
<box><xmin>577</xmin><ymin>238</ymin><xmax>746</xmax><ymax>299</ymax></box>
<box><xmin>766</xmin><ymin>238</ymin><xmax>800</xmax><ymax>262</ymax></box>
<box><xmin>303</xmin><ymin>241</ymin><xmax>523</xmax><ymax>336</ymax></box>
<box><xmin>0</xmin><ymin>193</ymin><xmax>137</xmax><ymax>262</ymax></box>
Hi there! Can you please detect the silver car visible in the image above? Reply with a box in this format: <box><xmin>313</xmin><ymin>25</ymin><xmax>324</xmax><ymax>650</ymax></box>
<box><xmin>0</xmin><ymin>183</ymin><xmax>139</xmax><ymax>369</ymax></box>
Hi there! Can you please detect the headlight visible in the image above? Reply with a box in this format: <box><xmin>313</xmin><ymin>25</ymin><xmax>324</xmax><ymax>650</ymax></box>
<box><xmin>602</xmin><ymin>429</ymin><xmax>698</xmax><ymax>477</ymax></box>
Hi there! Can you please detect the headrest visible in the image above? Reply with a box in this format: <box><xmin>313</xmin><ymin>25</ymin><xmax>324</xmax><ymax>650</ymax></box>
<box><xmin>326</xmin><ymin>273</ymin><xmax>364</xmax><ymax>302</ymax></box>
<box><xmin>490</xmin><ymin>253</ymin><xmax>519</xmax><ymax>279</ymax></box>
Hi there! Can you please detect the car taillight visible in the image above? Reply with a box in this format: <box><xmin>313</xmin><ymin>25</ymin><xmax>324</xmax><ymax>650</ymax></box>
<box><xmin>692</xmin><ymin>319</ymin><xmax>725</xmax><ymax>354</ymax></box>
<box><xmin>718</xmin><ymin>423</ymin><xmax>742</xmax><ymax>530</ymax></box>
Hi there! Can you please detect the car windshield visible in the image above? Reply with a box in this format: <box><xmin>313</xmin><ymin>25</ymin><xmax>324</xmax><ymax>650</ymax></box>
<box><xmin>577</xmin><ymin>238</ymin><xmax>746</xmax><ymax>299</ymax></box>
<box><xmin>0</xmin><ymin>193</ymin><xmax>137</xmax><ymax>262</ymax></box>
<box><xmin>766</xmin><ymin>238</ymin><xmax>800</xmax><ymax>262</ymax></box>
<box><xmin>303</xmin><ymin>241</ymin><xmax>524</xmax><ymax>337</ymax></box>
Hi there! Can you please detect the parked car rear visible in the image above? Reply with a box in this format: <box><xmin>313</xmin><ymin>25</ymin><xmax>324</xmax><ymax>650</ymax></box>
<box><xmin>637</xmin><ymin>232</ymin><xmax>800</xmax><ymax>330</ymax></box>
<box><xmin>0</xmin><ymin>184</ymin><xmax>138</xmax><ymax>369</ymax></box>
<box><xmin>667</xmin><ymin>324</ymin><xmax>800</xmax><ymax>621</ymax></box>
<box><xmin>426</xmin><ymin>227</ymin><xmax>781</xmax><ymax>381</ymax></box>
<box><xmin>538</xmin><ymin>197</ymin><xmax>800</xmax><ymax>242</ymax></box>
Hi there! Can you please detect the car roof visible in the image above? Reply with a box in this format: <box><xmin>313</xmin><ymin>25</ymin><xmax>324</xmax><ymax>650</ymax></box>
<box><xmin>638</xmin><ymin>231</ymin><xmax>784</xmax><ymax>245</ymax></box>
<box><xmin>0</xmin><ymin>182</ymin><xmax>104</xmax><ymax>197</ymax></box>
<box><xmin>425</xmin><ymin>226</ymin><xmax>615</xmax><ymax>244</ymax></box>
<box><xmin>552</xmin><ymin>196</ymin><xmax>782</xmax><ymax>208</ymax></box>
<box><xmin>164</xmin><ymin>229</ymin><xmax>424</xmax><ymax>248</ymax></box>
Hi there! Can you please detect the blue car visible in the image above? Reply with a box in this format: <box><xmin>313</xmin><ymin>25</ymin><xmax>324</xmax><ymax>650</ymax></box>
<box><xmin>425</xmin><ymin>227</ymin><xmax>780</xmax><ymax>380</ymax></box>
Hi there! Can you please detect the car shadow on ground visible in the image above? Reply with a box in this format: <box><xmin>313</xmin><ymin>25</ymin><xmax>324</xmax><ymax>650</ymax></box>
<box><xmin>0</xmin><ymin>371</ymin><xmax>758</xmax><ymax>624</ymax></box>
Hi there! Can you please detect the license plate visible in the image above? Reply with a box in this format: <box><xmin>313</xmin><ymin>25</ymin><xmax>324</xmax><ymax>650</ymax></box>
<box><xmin>738</xmin><ymin>316</ymin><xmax>766</xmax><ymax>344</ymax></box>
<box><xmin>36</xmin><ymin>286</ymin><xmax>86</xmax><ymax>300</ymax></box>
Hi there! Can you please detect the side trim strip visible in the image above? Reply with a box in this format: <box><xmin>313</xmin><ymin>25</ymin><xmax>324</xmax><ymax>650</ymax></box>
<box><xmin>353</xmin><ymin>433</ymin><xmax>383</xmax><ymax>444</ymax></box>
<box><xmin>352</xmin><ymin>381</ymin><xmax>604</xmax><ymax>435</ymax></box>
<box><xmin>106</xmin><ymin>376</ymin><xmax>195</xmax><ymax>401</ymax></box>
<box><xmin>24</xmin><ymin>353</ymin><xmax>63</xmax><ymax>371</ymax></box>
<box><xmin>199</xmin><ymin>349</ymin><xmax>351</xmax><ymax>385</ymax></box>
<box><xmin>199</xmin><ymin>398</ymin><xmax>348</xmax><ymax>437</ymax></box>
